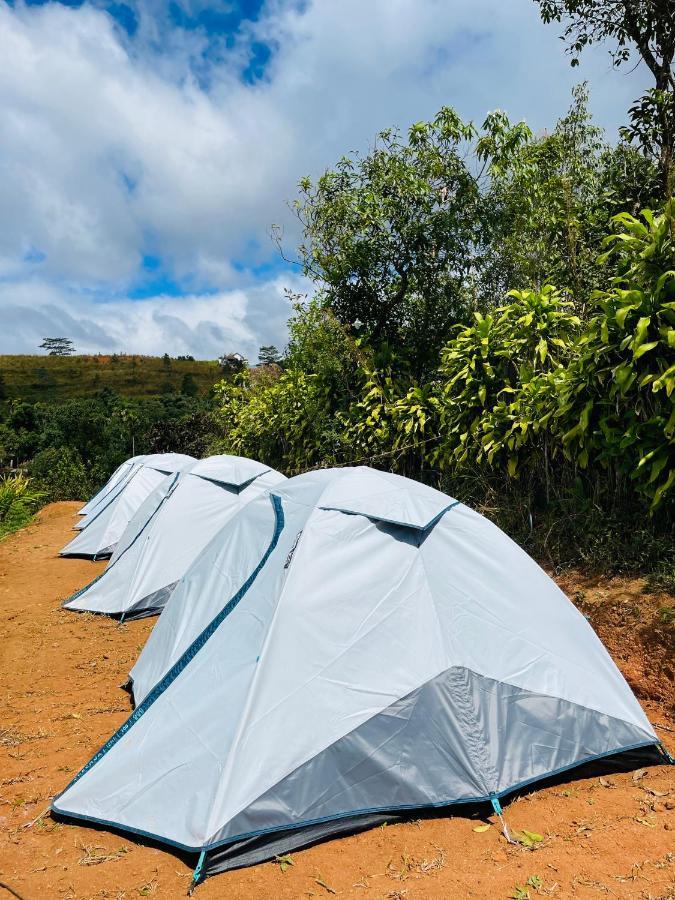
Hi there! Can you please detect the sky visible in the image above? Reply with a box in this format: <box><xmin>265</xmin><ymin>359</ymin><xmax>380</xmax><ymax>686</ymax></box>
<box><xmin>0</xmin><ymin>0</ymin><xmax>650</xmax><ymax>362</ymax></box>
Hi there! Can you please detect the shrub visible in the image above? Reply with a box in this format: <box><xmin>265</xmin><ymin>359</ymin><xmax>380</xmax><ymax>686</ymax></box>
<box><xmin>28</xmin><ymin>446</ymin><xmax>92</xmax><ymax>502</ymax></box>
<box><xmin>0</xmin><ymin>473</ymin><xmax>45</xmax><ymax>540</ymax></box>
<box><xmin>555</xmin><ymin>200</ymin><xmax>675</xmax><ymax>508</ymax></box>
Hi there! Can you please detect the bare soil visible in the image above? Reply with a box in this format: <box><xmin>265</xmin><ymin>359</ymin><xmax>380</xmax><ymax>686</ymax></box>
<box><xmin>0</xmin><ymin>502</ymin><xmax>673</xmax><ymax>900</ymax></box>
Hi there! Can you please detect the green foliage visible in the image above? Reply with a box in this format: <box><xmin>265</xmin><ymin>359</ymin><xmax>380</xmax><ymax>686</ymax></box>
<box><xmin>556</xmin><ymin>200</ymin><xmax>675</xmax><ymax>507</ymax></box>
<box><xmin>291</xmin><ymin>91</ymin><xmax>661</xmax><ymax>383</ymax></box>
<box><xmin>258</xmin><ymin>345</ymin><xmax>283</xmax><ymax>366</ymax></box>
<box><xmin>480</xmin><ymin>86</ymin><xmax>662</xmax><ymax>305</ymax></box>
<box><xmin>216</xmin><ymin>201</ymin><xmax>674</xmax><ymax>582</ymax></box>
<box><xmin>29</xmin><ymin>446</ymin><xmax>92</xmax><ymax>502</ymax></box>
<box><xmin>0</xmin><ymin>389</ymin><xmax>218</xmax><ymax>502</ymax></box>
<box><xmin>212</xmin><ymin>295</ymin><xmax>369</xmax><ymax>471</ymax></box>
<box><xmin>180</xmin><ymin>372</ymin><xmax>199</xmax><ymax>397</ymax></box>
<box><xmin>480</xmin><ymin>86</ymin><xmax>604</xmax><ymax>300</ymax></box>
<box><xmin>291</xmin><ymin>108</ymin><xmax>487</xmax><ymax>375</ymax></box>
<box><xmin>533</xmin><ymin>0</ymin><xmax>675</xmax><ymax>194</ymax></box>
<box><xmin>0</xmin><ymin>473</ymin><xmax>45</xmax><ymax>540</ymax></box>
<box><xmin>40</xmin><ymin>337</ymin><xmax>75</xmax><ymax>356</ymax></box>
<box><xmin>285</xmin><ymin>296</ymin><xmax>366</xmax><ymax>398</ymax></box>
<box><xmin>435</xmin><ymin>285</ymin><xmax>580</xmax><ymax>474</ymax></box>
<box><xmin>215</xmin><ymin>368</ymin><xmax>339</xmax><ymax>472</ymax></box>
<box><xmin>147</xmin><ymin>410</ymin><xmax>219</xmax><ymax>458</ymax></box>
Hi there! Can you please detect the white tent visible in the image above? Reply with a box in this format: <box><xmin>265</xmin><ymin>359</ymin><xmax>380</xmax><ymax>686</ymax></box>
<box><xmin>64</xmin><ymin>456</ymin><xmax>286</xmax><ymax>619</ymax></box>
<box><xmin>60</xmin><ymin>453</ymin><xmax>195</xmax><ymax>559</ymax></box>
<box><xmin>53</xmin><ymin>467</ymin><xmax>660</xmax><ymax>885</ymax></box>
<box><xmin>77</xmin><ymin>455</ymin><xmax>147</xmax><ymax>519</ymax></box>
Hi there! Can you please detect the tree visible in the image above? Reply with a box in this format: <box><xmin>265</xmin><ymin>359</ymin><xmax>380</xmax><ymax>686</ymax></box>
<box><xmin>147</xmin><ymin>411</ymin><xmax>217</xmax><ymax>457</ymax></box>
<box><xmin>534</xmin><ymin>0</ymin><xmax>675</xmax><ymax>194</ymax></box>
<box><xmin>112</xmin><ymin>403</ymin><xmax>140</xmax><ymax>456</ymax></box>
<box><xmin>180</xmin><ymin>372</ymin><xmax>199</xmax><ymax>397</ymax></box>
<box><xmin>288</xmin><ymin>108</ymin><xmax>490</xmax><ymax>376</ymax></box>
<box><xmin>258</xmin><ymin>345</ymin><xmax>282</xmax><ymax>366</ymax></box>
<box><xmin>39</xmin><ymin>337</ymin><xmax>75</xmax><ymax>356</ymax></box>
<box><xmin>478</xmin><ymin>85</ymin><xmax>661</xmax><ymax>308</ymax></box>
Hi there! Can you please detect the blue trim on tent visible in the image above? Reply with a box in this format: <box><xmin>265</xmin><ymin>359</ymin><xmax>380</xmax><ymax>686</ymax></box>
<box><xmin>52</xmin><ymin>735</ymin><xmax>659</xmax><ymax>855</ymax></box>
<box><xmin>63</xmin><ymin>472</ymin><xmax>181</xmax><ymax>607</ymax></box>
<box><xmin>63</xmin><ymin>570</ymin><xmax>106</xmax><ymax>605</ymax></box>
<box><xmin>52</xmin><ymin>493</ymin><xmax>285</xmax><ymax>801</ymax></box>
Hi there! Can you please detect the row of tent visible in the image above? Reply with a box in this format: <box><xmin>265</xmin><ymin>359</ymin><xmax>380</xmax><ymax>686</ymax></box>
<box><xmin>52</xmin><ymin>452</ymin><xmax>668</xmax><ymax>888</ymax></box>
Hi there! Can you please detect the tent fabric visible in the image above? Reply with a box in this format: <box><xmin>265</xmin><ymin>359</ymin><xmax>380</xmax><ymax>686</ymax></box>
<box><xmin>74</xmin><ymin>457</ymin><xmax>147</xmax><ymax>530</ymax></box>
<box><xmin>64</xmin><ymin>456</ymin><xmax>286</xmax><ymax>620</ymax></box>
<box><xmin>128</xmin><ymin>487</ymin><xmax>285</xmax><ymax>704</ymax></box>
<box><xmin>52</xmin><ymin>466</ymin><xmax>658</xmax><ymax>879</ymax></box>
<box><xmin>78</xmin><ymin>456</ymin><xmax>147</xmax><ymax>517</ymax></box>
<box><xmin>60</xmin><ymin>453</ymin><xmax>195</xmax><ymax>559</ymax></box>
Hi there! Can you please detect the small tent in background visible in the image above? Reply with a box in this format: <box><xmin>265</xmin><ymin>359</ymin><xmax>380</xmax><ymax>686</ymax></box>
<box><xmin>77</xmin><ymin>456</ymin><xmax>147</xmax><ymax>520</ymax></box>
<box><xmin>53</xmin><ymin>467</ymin><xmax>659</xmax><ymax>886</ymax></box>
<box><xmin>64</xmin><ymin>456</ymin><xmax>286</xmax><ymax>620</ymax></box>
<box><xmin>60</xmin><ymin>453</ymin><xmax>195</xmax><ymax>559</ymax></box>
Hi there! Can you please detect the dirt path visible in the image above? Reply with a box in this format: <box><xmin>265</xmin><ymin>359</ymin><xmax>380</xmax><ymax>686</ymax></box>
<box><xmin>0</xmin><ymin>503</ymin><xmax>673</xmax><ymax>900</ymax></box>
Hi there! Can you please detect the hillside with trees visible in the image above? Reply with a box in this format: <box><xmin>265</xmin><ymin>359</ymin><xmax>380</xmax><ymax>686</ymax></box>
<box><xmin>0</xmin><ymin>353</ymin><xmax>221</xmax><ymax>403</ymax></box>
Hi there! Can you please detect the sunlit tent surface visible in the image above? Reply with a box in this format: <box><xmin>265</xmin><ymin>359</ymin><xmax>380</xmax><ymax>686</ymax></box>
<box><xmin>53</xmin><ymin>466</ymin><xmax>659</xmax><ymax>883</ymax></box>
<box><xmin>64</xmin><ymin>456</ymin><xmax>286</xmax><ymax>620</ymax></box>
<box><xmin>60</xmin><ymin>453</ymin><xmax>195</xmax><ymax>559</ymax></box>
<box><xmin>77</xmin><ymin>455</ymin><xmax>147</xmax><ymax>520</ymax></box>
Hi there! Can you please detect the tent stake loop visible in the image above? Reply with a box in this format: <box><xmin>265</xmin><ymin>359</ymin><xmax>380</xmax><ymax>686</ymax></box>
<box><xmin>188</xmin><ymin>849</ymin><xmax>206</xmax><ymax>895</ymax></box>
<box><xmin>658</xmin><ymin>742</ymin><xmax>675</xmax><ymax>765</ymax></box>
<box><xmin>491</xmin><ymin>795</ymin><xmax>516</xmax><ymax>844</ymax></box>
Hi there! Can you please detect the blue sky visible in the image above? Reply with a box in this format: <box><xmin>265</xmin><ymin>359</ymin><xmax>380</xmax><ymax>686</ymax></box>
<box><xmin>0</xmin><ymin>0</ymin><xmax>649</xmax><ymax>360</ymax></box>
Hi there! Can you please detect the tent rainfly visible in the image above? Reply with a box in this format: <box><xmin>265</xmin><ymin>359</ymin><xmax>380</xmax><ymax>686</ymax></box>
<box><xmin>52</xmin><ymin>467</ymin><xmax>663</xmax><ymax>887</ymax></box>
<box><xmin>60</xmin><ymin>453</ymin><xmax>195</xmax><ymax>559</ymax></box>
<box><xmin>77</xmin><ymin>455</ymin><xmax>147</xmax><ymax>520</ymax></box>
<box><xmin>64</xmin><ymin>455</ymin><xmax>286</xmax><ymax>620</ymax></box>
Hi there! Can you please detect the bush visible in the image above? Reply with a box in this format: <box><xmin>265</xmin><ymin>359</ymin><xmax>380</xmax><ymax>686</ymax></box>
<box><xmin>555</xmin><ymin>201</ymin><xmax>675</xmax><ymax>509</ymax></box>
<box><xmin>0</xmin><ymin>473</ymin><xmax>45</xmax><ymax>540</ymax></box>
<box><xmin>214</xmin><ymin>202</ymin><xmax>674</xmax><ymax>577</ymax></box>
<box><xmin>29</xmin><ymin>446</ymin><xmax>92</xmax><ymax>502</ymax></box>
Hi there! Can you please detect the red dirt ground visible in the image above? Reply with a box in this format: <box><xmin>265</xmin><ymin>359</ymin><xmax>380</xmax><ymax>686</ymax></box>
<box><xmin>1</xmin><ymin>502</ymin><xmax>674</xmax><ymax>900</ymax></box>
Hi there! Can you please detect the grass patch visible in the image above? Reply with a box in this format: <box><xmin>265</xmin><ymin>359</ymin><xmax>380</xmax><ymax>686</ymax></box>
<box><xmin>0</xmin><ymin>353</ymin><xmax>221</xmax><ymax>402</ymax></box>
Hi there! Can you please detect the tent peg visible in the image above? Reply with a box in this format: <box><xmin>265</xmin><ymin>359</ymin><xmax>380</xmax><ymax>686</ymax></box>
<box><xmin>188</xmin><ymin>849</ymin><xmax>206</xmax><ymax>895</ymax></box>
<box><xmin>490</xmin><ymin>795</ymin><xmax>516</xmax><ymax>844</ymax></box>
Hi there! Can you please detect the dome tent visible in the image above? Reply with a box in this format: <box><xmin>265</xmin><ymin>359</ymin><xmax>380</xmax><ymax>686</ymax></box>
<box><xmin>60</xmin><ymin>453</ymin><xmax>195</xmax><ymax>559</ymax></box>
<box><xmin>64</xmin><ymin>456</ymin><xmax>286</xmax><ymax>620</ymax></box>
<box><xmin>52</xmin><ymin>467</ymin><xmax>661</xmax><ymax>886</ymax></box>
<box><xmin>77</xmin><ymin>455</ymin><xmax>147</xmax><ymax>520</ymax></box>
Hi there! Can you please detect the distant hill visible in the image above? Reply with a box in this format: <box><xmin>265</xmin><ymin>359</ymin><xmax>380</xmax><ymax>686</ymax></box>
<box><xmin>0</xmin><ymin>354</ymin><xmax>223</xmax><ymax>402</ymax></box>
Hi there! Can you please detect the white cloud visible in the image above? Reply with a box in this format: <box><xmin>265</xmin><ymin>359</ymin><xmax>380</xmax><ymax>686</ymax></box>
<box><xmin>0</xmin><ymin>273</ymin><xmax>308</xmax><ymax>360</ymax></box>
<box><xmin>0</xmin><ymin>0</ymin><xmax>650</xmax><ymax>356</ymax></box>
